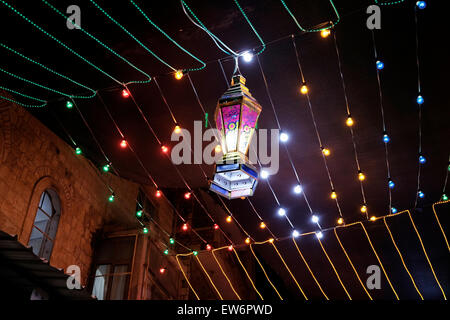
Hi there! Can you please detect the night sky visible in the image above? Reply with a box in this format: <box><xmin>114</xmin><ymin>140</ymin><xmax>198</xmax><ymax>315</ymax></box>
<box><xmin>1</xmin><ymin>0</ymin><xmax>448</xmax><ymax>299</ymax></box>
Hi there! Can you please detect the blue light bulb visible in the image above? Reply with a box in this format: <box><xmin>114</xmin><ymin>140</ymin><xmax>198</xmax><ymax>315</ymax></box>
<box><xmin>388</xmin><ymin>180</ymin><xmax>395</xmax><ymax>189</ymax></box>
<box><xmin>383</xmin><ymin>134</ymin><xmax>390</xmax><ymax>143</ymax></box>
<box><xmin>416</xmin><ymin>1</ymin><xmax>426</xmax><ymax>9</ymax></box>
<box><xmin>416</xmin><ymin>95</ymin><xmax>424</xmax><ymax>105</ymax></box>
<box><xmin>418</xmin><ymin>190</ymin><xmax>425</xmax><ymax>198</ymax></box>
<box><xmin>419</xmin><ymin>155</ymin><xmax>426</xmax><ymax>164</ymax></box>
<box><xmin>376</xmin><ymin>61</ymin><xmax>384</xmax><ymax>70</ymax></box>
<box><xmin>391</xmin><ymin>207</ymin><xmax>397</xmax><ymax>214</ymax></box>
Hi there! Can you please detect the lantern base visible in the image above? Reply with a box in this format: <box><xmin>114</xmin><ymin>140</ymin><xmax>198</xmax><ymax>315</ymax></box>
<box><xmin>209</xmin><ymin>153</ymin><xmax>258</xmax><ymax>200</ymax></box>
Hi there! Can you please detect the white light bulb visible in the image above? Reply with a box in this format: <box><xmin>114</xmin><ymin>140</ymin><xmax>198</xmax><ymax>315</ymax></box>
<box><xmin>292</xmin><ymin>230</ymin><xmax>300</xmax><ymax>238</ymax></box>
<box><xmin>242</xmin><ymin>51</ymin><xmax>253</xmax><ymax>62</ymax></box>
<box><xmin>293</xmin><ymin>185</ymin><xmax>302</xmax><ymax>194</ymax></box>
<box><xmin>278</xmin><ymin>208</ymin><xmax>286</xmax><ymax>216</ymax></box>
<box><xmin>260</xmin><ymin>170</ymin><xmax>269</xmax><ymax>179</ymax></box>
<box><xmin>280</xmin><ymin>132</ymin><xmax>289</xmax><ymax>142</ymax></box>
<box><xmin>311</xmin><ymin>215</ymin><xmax>319</xmax><ymax>223</ymax></box>
<box><xmin>316</xmin><ymin>231</ymin><xmax>323</xmax><ymax>239</ymax></box>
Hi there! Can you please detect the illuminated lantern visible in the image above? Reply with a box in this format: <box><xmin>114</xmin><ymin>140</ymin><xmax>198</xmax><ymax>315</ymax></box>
<box><xmin>209</xmin><ymin>74</ymin><xmax>262</xmax><ymax>199</ymax></box>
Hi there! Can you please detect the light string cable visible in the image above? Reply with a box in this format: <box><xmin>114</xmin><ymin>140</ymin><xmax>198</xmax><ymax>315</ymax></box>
<box><xmin>291</xmin><ymin>34</ymin><xmax>344</xmax><ymax>221</ymax></box>
<box><xmin>180</xmin><ymin>0</ymin><xmax>266</xmax><ymax>57</ymax></box>
<box><xmin>120</xmin><ymin>85</ymin><xmax>235</xmax><ymax>245</ymax></box>
<box><xmin>374</xmin><ymin>0</ymin><xmax>406</xmax><ymax>6</ymax></box>
<box><xmin>126</xmin><ymin>0</ymin><xmax>206</xmax><ymax>72</ymax></box>
<box><xmin>0</xmin><ymin>86</ymin><xmax>47</xmax><ymax>108</ymax></box>
<box><xmin>370</xmin><ymin>30</ymin><xmax>394</xmax><ymax>215</ymax></box>
<box><xmin>440</xmin><ymin>157</ymin><xmax>450</xmax><ymax>201</ymax></box>
<box><xmin>382</xmin><ymin>215</ymin><xmax>424</xmax><ymax>299</ymax></box>
<box><xmin>67</xmin><ymin>97</ymin><xmax>195</xmax><ymax>252</ymax></box>
<box><xmin>413</xmin><ymin>2</ymin><xmax>425</xmax><ymax>209</ymax></box>
<box><xmin>291</xmin><ymin>237</ymin><xmax>329</xmax><ymax>299</ymax></box>
<box><xmin>175</xmin><ymin>253</ymin><xmax>200</xmax><ymax>300</ymax></box>
<box><xmin>187</xmin><ymin>71</ymin><xmax>277</xmax><ymax>239</ymax></box>
<box><xmin>0</xmin><ymin>0</ymin><xmax>120</xmax><ymax>86</ymax></box>
<box><xmin>231</xmin><ymin>246</ymin><xmax>264</xmax><ymax>300</ymax></box>
<box><xmin>153</xmin><ymin>76</ymin><xmax>255</xmax><ymax>243</ymax></box>
<box><xmin>40</xmin><ymin>0</ymin><xmax>151</xmax><ymax>86</ymax></box>
<box><xmin>194</xmin><ymin>253</ymin><xmax>224</xmax><ymax>300</ymax></box>
<box><xmin>256</xmin><ymin>54</ymin><xmax>317</xmax><ymax>230</ymax></box>
<box><xmin>332</xmin><ymin>31</ymin><xmax>369</xmax><ymax>219</ymax></box>
<box><xmin>432</xmin><ymin>198</ymin><xmax>450</xmax><ymax>252</ymax></box>
<box><xmin>95</xmin><ymin>92</ymin><xmax>210</xmax><ymax>247</ymax></box>
<box><xmin>279</xmin><ymin>0</ymin><xmax>340</xmax><ymax>32</ymax></box>
<box><xmin>211</xmin><ymin>246</ymin><xmax>242</xmax><ymax>300</ymax></box>
<box><xmin>333</xmin><ymin>228</ymin><xmax>373</xmax><ymax>299</ymax></box>
<box><xmin>392</xmin><ymin>210</ymin><xmax>447</xmax><ymax>299</ymax></box>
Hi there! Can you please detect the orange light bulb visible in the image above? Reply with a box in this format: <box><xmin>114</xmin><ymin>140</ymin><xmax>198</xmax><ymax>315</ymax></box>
<box><xmin>321</xmin><ymin>29</ymin><xmax>331</xmax><ymax>38</ymax></box>
<box><xmin>337</xmin><ymin>218</ymin><xmax>344</xmax><ymax>225</ymax></box>
<box><xmin>331</xmin><ymin>191</ymin><xmax>337</xmax><ymax>199</ymax></box>
<box><xmin>174</xmin><ymin>70</ymin><xmax>184</xmax><ymax>80</ymax></box>
<box><xmin>361</xmin><ymin>205</ymin><xmax>367</xmax><ymax>213</ymax></box>
<box><xmin>259</xmin><ymin>221</ymin><xmax>266</xmax><ymax>229</ymax></box>
<box><xmin>174</xmin><ymin>125</ymin><xmax>181</xmax><ymax>134</ymax></box>
<box><xmin>346</xmin><ymin>116</ymin><xmax>354</xmax><ymax>127</ymax></box>
<box><xmin>245</xmin><ymin>237</ymin><xmax>251</xmax><ymax>244</ymax></box>
<box><xmin>300</xmin><ymin>84</ymin><xmax>308</xmax><ymax>94</ymax></box>
<box><xmin>226</xmin><ymin>216</ymin><xmax>232</xmax><ymax>223</ymax></box>
<box><xmin>358</xmin><ymin>172</ymin><xmax>365</xmax><ymax>181</ymax></box>
<box><xmin>322</xmin><ymin>148</ymin><xmax>331</xmax><ymax>156</ymax></box>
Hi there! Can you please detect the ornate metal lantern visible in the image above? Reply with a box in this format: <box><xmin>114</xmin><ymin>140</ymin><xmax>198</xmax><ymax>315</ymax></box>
<box><xmin>209</xmin><ymin>74</ymin><xmax>262</xmax><ymax>199</ymax></box>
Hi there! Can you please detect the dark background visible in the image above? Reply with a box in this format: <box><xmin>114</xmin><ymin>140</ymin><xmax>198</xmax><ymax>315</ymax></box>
<box><xmin>0</xmin><ymin>0</ymin><xmax>448</xmax><ymax>299</ymax></box>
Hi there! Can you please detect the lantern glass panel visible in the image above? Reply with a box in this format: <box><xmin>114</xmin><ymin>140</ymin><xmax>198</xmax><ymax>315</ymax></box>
<box><xmin>238</xmin><ymin>104</ymin><xmax>258</xmax><ymax>154</ymax></box>
<box><xmin>221</xmin><ymin>104</ymin><xmax>241</xmax><ymax>153</ymax></box>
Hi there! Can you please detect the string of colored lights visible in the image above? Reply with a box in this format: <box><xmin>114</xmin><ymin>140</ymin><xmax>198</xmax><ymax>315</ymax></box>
<box><xmin>95</xmin><ymin>92</ymin><xmax>212</xmax><ymax>247</ymax></box>
<box><xmin>0</xmin><ymin>42</ymin><xmax>97</xmax><ymax>99</ymax></box>
<box><xmin>332</xmin><ymin>31</ymin><xmax>369</xmax><ymax>219</ymax></box>
<box><xmin>279</xmin><ymin>0</ymin><xmax>340</xmax><ymax>32</ymax></box>
<box><xmin>194</xmin><ymin>254</ymin><xmax>224</xmax><ymax>300</ymax></box>
<box><xmin>291</xmin><ymin>34</ymin><xmax>344</xmax><ymax>223</ymax></box>
<box><xmin>185</xmin><ymin>72</ymin><xmax>278</xmax><ymax>239</ymax></box>
<box><xmin>413</xmin><ymin>2</ymin><xmax>427</xmax><ymax>208</ymax></box>
<box><xmin>375</xmin><ymin>0</ymin><xmax>406</xmax><ymax>6</ymax></box>
<box><xmin>180</xmin><ymin>0</ymin><xmax>265</xmax><ymax>57</ymax></box>
<box><xmin>370</xmin><ymin>30</ymin><xmax>395</xmax><ymax>215</ymax></box>
<box><xmin>0</xmin><ymin>86</ymin><xmax>47</xmax><ymax>108</ymax></box>
<box><xmin>317</xmin><ymin>237</ymin><xmax>352</xmax><ymax>299</ymax></box>
<box><xmin>256</xmin><ymin>54</ymin><xmax>315</xmax><ymax>230</ymax></box>
<box><xmin>249</xmin><ymin>242</ymin><xmax>283</xmax><ymax>300</ymax></box>
<box><xmin>382</xmin><ymin>216</ymin><xmax>424</xmax><ymax>299</ymax></box>
<box><xmin>291</xmin><ymin>237</ymin><xmax>328</xmax><ymax>299</ymax></box>
<box><xmin>333</xmin><ymin>228</ymin><xmax>373</xmax><ymax>299</ymax></box>
<box><xmin>440</xmin><ymin>157</ymin><xmax>449</xmax><ymax>201</ymax></box>
<box><xmin>358</xmin><ymin>222</ymin><xmax>399</xmax><ymax>300</ymax></box>
<box><xmin>48</xmin><ymin>97</ymin><xmax>195</xmax><ymax>254</ymax></box>
<box><xmin>431</xmin><ymin>199</ymin><xmax>450</xmax><ymax>252</ymax></box>
<box><xmin>211</xmin><ymin>247</ymin><xmax>242</xmax><ymax>300</ymax></box>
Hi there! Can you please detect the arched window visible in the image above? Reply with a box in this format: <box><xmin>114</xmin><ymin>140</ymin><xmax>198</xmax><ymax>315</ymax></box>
<box><xmin>28</xmin><ymin>189</ymin><xmax>61</xmax><ymax>260</ymax></box>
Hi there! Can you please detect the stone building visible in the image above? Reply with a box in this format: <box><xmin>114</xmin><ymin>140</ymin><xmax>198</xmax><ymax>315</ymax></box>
<box><xmin>0</xmin><ymin>94</ymin><xmax>256</xmax><ymax>300</ymax></box>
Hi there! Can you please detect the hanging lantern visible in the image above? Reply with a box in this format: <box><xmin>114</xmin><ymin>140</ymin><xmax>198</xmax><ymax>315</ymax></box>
<box><xmin>209</xmin><ymin>74</ymin><xmax>262</xmax><ymax>199</ymax></box>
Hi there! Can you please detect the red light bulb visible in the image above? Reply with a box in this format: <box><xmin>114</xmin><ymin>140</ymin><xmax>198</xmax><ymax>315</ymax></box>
<box><xmin>155</xmin><ymin>190</ymin><xmax>162</xmax><ymax>198</ymax></box>
<box><xmin>206</xmin><ymin>244</ymin><xmax>212</xmax><ymax>251</ymax></box>
<box><xmin>213</xmin><ymin>223</ymin><xmax>219</xmax><ymax>230</ymax></box>
<box><xmin>161</xmin><ymin>145</ymin><xmax>169</xmax><ymax>153</ymax></box>
<box><xmin>227</xmin><ymin>245</ymin><xmax>233</xmax><ymax>251</ymax></box>
<box><xmin>182</xmin><ymin>223</ymin><xmax>188</xmax><ymax>231</ymax></box>
<box><xmin>184</xmin><ymin>192</ymin><xmax>191</xmax><ymax>199</ymax></box>
<box><xmin>159</xmin><ymin>268</ymin><xmax>166</xmax><ymax>274</ymax></box>
<box><xmin>120</xmin><ymin>139</ymin><xmax>127</xmax><ymax>148</ymax></box>
<box><xmin>122</xmin><ymin>89</ymin><xmax>130</xmax><ymax>98</ymax></box>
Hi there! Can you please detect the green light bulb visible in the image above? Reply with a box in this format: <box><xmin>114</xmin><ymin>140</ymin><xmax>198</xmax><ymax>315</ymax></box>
<box><xmin>102</xmin><ymin>164</ymin><xmax>110</xmax><ymax>172</ymax></box>
<box><xmin>108</xmin><ymin>194</ymin><xmax>115</xmax><ymax>202</ymax></box>
<box><xmin>136</xmin><ymin>210</ymin><xmax>143</xmax><ymax>218</ymax></box>
<box><xmin>169</xmin><ymin>238</ymin><xmax>175</xmax><ymax>245</ymax></box>
<box><xmin>143</xmin><ymin>227</ymin><xmax>149</xmax><ymax>234</ymax></box>
<box><xmin>443</xmin><ymin>194</ymin><xmax>448</xmax><ymax>201</ymax></box>
<box><xmin>75</xmin><ymin>147</ymin><xmax>82</xmax><ymax>155</ymax></box>
<box><xmin>163</xmin><ymin>249</ymin><xmax>169</xmax><ymax>255</ymax></box>
<box><xmin>66</xmin><ymin>101</ymin><xmax>73</xmax><ymax>109</ymax></box>
<box><xmin>193</xmin><ymin>251</ymin><xmax>198</xmax><ymax>256</ymax></box>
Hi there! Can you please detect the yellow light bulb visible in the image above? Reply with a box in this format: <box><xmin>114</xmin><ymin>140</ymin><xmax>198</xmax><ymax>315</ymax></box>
<box><xmin>346</xmin><ymin>116</ymin><xmax>354</xmax><ymax>127</ymax></box>
<box><xmin>226</xmin><ymin>216</ymin><xmax>232</xmax><ymax>223</ymax></box>
<box><xmin>260</xmin><ymin>221</ymin><xmax>266</xmax><ymax>229</ymax></box>
<box><xmin>269</xmin><ymin>238</ymin><xmax>274</xmax><ymax>243</ymax></box>
<box><xmin>370</xmin><ymin>216</ymin><xmax>376</xmax><ymax>221</ymax></box>
<box><xmin>245</xmin><ymin>237</ymin><xmax>251</xmax><ymax>244</ymax></box>
<box><xmin>337</xmin><ymin>218</ymin><xmax>344</xmax><ymax>225</ymax></box>
<box><xmin>174</xmin><ymin>125</ymin><xmax>181</xmax><ymax>134</ymax></box>
<box><xmin>322</xmin><ymin>148</ymin><xmax>331</xmax><ymax>156</ymax></box>
<box><xmin>321</xmin><ymin>29</ymin><xmax>331</xmax><ymax>38</ymax></box>
<box><xmin>358</xmin><ymin>172</ymin><xmax>365</xmax><ymax>181</ymax></box>
<box><xmin>174</xmin><ymin>70</ymin><xmax>184</xmax><ymax>80</ymax></box>
<box><xmin>331</xmin><ymin>191</ymin><xmax>337</xmax><ymax>199</ymax></box>
<box><xmin>361</xmin><ymin>205</ymin><xmax>367</xmax><ymax>213</ymax></box>
<box><xmin>300</xmin><ymin>84</ymin><xmax>308</xmax><ymax>94</ymax></box>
